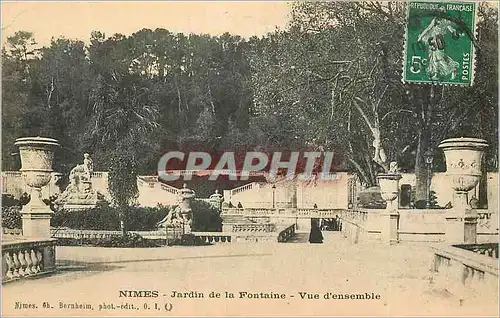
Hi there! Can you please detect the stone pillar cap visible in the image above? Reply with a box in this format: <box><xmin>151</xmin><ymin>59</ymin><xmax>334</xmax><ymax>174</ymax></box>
<box><xmin>14</xmin><ymin>136</ymin><xmax>60</xmax><ymax>147</ymax></box>
<box><xmin>438</xmin><ymin>137</ymin><xmax>488</xmax><ymax>149</ymax></box>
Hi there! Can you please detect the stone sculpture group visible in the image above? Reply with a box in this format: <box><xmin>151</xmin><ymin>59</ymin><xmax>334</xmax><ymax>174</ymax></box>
<box><xmin>55</xmin><ymin>154</ymin><xmax>100</xmax><ymax>208</ymax></box>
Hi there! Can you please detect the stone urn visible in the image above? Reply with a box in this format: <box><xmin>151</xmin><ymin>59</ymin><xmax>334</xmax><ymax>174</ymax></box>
<box><xmin>376</xmin><ymin>174</ymin><xmax>402</xmax><ymax>210</ymax></box>
<box><xmin>438</xmin><ymin>137</ymin><xmax>488</xmax><ymax>208</ymax></box>
<box><xmin>14</xmin><ymin>137</ymin><xmax>60</xmax><ymax>237</ymax></box>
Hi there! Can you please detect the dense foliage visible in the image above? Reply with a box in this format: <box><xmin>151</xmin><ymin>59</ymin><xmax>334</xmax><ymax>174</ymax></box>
<box><xmin>50</xmin><ymin>200</ymin><xmax>221</xmax><ymax>232</ymax></box>
<box><xmin>55</xmin><ymin>233</ymin><xmax>164</xmax><ymax>248</ymax></box>
<box><xmin>2</xmin><ymin>205</ymin><xmax>22</xmax><ymax>229</ymax></box>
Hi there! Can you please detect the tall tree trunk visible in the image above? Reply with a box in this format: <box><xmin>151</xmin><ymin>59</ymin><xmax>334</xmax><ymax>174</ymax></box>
<box><xmin>119</xmin><ymin>208</ymin><xmax>127</xmax><ymax>237</ymax></box>
<box><xmin>415</xmin><ymin>127</ymin><xmax>430</xmax><ymax>205</ymax></box>
<box><xmin>479</xmin><ymin>154</ymin><xmax>488</xmax><ymax>208</ymax></box>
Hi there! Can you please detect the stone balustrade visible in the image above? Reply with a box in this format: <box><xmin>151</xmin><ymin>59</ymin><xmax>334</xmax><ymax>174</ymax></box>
<box><xmin>231</xmin><ymin>182</ymin><xmax>258</xmax><ymax>196</ymax></box>
<box><xmin>222</xmin><ymin>208</ymin><xmax>245</xmax><ymax>215</ymax></box>
<box><xmin>3</xmin><ymin>228</ymin><xmax>23</xmax><ymax>236</ymax></box>
<box><xmin>224</xmin><ymin>201</ymin><xmax>291</xmax><ymax>209</ymax></box>
<box><xmin>230</xmin><ymin>223</ymin><xmax>276</xmax><ymax>233</ymax></box>
<box><xmin>2</xmin><ymin>171</ymin><xmax>21</xmax><ymax>177</ymax></box>
<box><xmin>221</xmin><ymin>207</ymin><xmax>341</xmax><ymax>218</ymax></box>
<box><xmin>339</xmin><ymin>208</ymin><xmax>499</xmax><ymax>244</ymax></box>
<box><xmin>192</xmin><ymin>232</ymin><xmax>232</xmax><ymax>244</ymax></box>
<box><xmin>50</xmin><ymin>228</ymin><xmax>184</xmax><ymax>240</ymax></box>
<box><xmin>137</xmin><ymin>177</ymin><xmax>155</xmax><ymax>188</ymax></box>
<box><xmin>160</xmin><ymin>183</ymin><xmax>180</xmax><ymax>195</ymax></box>
<box><xmin>430</xmin><ymin>243</ymin><xmax>499</xmax><ymax>303</ymax></box>
<box><xmin>2</xmin><ymin>238</ymin><xmax>57</xmax><ymax>284</ymax></box>
<box><xmin>277</xmin><ymin>224</ymin><xmax>296</xmax><ymax>243</ymax></box>
<box><xmin>91</xmin><ymin>172</ymin><xmax>108</xmax><ymax>179</ymax></box>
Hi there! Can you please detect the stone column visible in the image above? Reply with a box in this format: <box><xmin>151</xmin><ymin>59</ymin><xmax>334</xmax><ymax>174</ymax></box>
<box><xmin>178</xmin><ymin>184</ymin><xmax>196</xmax><ymax>234</ymax></box>
<box><xmin>377</xmin><ymin>173</ymin><xmax>402</xmax><ymax>245</ymax></box>
<box><xmin>438</xmin><ymin>138</ymin><xmax>488</xmax><ymax>244</ymax></box>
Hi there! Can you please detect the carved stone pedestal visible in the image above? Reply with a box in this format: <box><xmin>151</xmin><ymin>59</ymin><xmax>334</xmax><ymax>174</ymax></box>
<box><xmin>22</xmin><ymin>213</ymin><xmax>53</xmax><ymax>238</ymax></box>
<box><xmin>445</xmin><ymin>210</ymin><xmax>479</xmax><ymax>244</ymax></box>
<box><xmin>377</xmin><ymin>173</ymin><xmax>402</xmax><ymax>245</ymax></box>
<box><xmin>381</xmin><ymin>210</ymin><xmax>400</xmax><ymax>245</ymax></box>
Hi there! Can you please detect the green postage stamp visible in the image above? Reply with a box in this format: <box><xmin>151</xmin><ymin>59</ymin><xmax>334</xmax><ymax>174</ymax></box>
<box><xmin>403</xmin><ymin>1</ymin><xmax>477</xmax><ymax>86</ymax></box>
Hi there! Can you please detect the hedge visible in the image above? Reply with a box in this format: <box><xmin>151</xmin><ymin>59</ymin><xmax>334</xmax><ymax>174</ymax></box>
<box><xmin>2</xmin><ymin>206</ymin><xmax>22</xmax><ymax>229</ymax></box>
<box><xmin>51</xmin><ymin>200</ymin><xmax>221</xmax><ymax>232</ymax></box>
<box><xmin>3</xmin><ymin>197</ymin><xmax>222</xmax><ymax>232</ymax></box>
<box><xmin>55</xmin><ymin>232</ymin><xmax>164</xmax><ymax>248</ymax></box>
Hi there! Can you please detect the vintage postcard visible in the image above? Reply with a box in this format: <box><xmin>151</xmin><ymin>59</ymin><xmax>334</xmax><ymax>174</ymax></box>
<box><xmin>1</xmin><ymin>1</ymin><xmax>498</xmax><ymax>317</ymax></box>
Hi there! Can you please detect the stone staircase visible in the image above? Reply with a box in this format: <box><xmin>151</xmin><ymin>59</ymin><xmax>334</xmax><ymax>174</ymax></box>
<box><xmin>286</xmin><ymin>231</ymin><xmax>309</xmax><ymax>243</ymax></box>
<box><xmin>136</xmin><ymin>176</ymin><xmax>179</xmax><ymax>206</ymax></box>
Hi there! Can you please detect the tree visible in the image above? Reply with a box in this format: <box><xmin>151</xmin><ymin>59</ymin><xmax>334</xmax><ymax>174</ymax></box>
<box><xmin>250</xmin><ymin>1</ymin><xmax>498</xmax><ymax>198</ymax></box>
<box><xmin>87</xmin><ymin>34</ymin><xmax>160</xmax><ymax>235</ymax></box>
<box><xmin>107</xmin><ymin>148</ymin><xmax>139</xmax><ymax>236</ymax></box>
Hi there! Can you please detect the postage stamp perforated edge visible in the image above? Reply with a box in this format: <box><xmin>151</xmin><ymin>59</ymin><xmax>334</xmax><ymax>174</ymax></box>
<box><xmin>401</xmin><ymin>1</ymin><xmax>479</xmax><ymax>87</ymax></box>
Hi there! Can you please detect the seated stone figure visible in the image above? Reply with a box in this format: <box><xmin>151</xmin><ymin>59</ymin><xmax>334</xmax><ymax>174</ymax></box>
<box><xmin>70</xmin><ymin>153</ymin><xmax>93</xmax><ymax>182</ymax></box>
<box><xmin>156</xmin><ymin>184</ymin><xmax>196</xmax><ymax>233</ymax></box>
<box><xmin>156</xmin><ymin>206</ymin><xmax>193</xmax><ymax>231</ymax></box>
<box><xmin>55</xmin><ymin>154</ymin><xmax>98</xmax><ymax>206</ymax></box>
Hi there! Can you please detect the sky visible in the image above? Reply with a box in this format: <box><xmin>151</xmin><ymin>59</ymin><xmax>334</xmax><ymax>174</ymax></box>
<box><xmin>1</xmin><ymin>1</ymin><xmax>292</xmax><ymax>46</ymax></box>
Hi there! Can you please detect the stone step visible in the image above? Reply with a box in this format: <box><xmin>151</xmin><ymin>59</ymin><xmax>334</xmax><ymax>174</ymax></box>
<box><xmin>286</xmin><ymin>232</ymin><xmax>310</xmax><ymax>243</ymax></box>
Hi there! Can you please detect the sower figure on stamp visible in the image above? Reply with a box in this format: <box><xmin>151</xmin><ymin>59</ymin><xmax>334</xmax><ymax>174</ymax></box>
<box><xmin>417</xmin><ymin>6</ymin><xmax>462</xmax><ymax>81</ymax></box>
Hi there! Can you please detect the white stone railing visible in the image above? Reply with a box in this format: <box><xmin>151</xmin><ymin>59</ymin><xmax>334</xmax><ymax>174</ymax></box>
<box><xmin>430</xmin><ymin>243</ymin><xmax>499</xmax><ymax>302</ymax></box>
<box><xmin>277</xmin><ymin>224</ymin><xmax>296</xmax><ymax>242</ymax></box>
<box><xmin>230</xmin><ymin>223</ymin><xmax>276</xmax><ymax>233</ymax></box>
<box><xmin>221</xmin><ymin>207</ymin><xmax>340</xmax><ymax>218</ymax></box>
<box><xmin>192</xmin><ymin>232</ymin><xmax>232</xmax><ymax>243</ymax></box>
<box><xmin>136</xmin><ymin>176</ymin><xmax>156</xmax><ymax>188</ymax></box>
<box><xmin>222</xmin><ymin>208</ymin><xmax>245</xmax><ymax>215</ymax></box>
<box><xmin>51</xmin><ymin>229</ymin><xmax>234</xmax><ymax>244</ymax></box>
<box><xmin>339</xmin><ymin>207</ymin><xmax>498</xmax><ymax>244</ymax></box>
<box><xmin>2</xmin><ymin>238</ymin><xmax>57</xmax><ymax>284</ymax></box>
<box><xmin>3</xmin><ymin>228</ymin><xmax>23</xmax><ymax>236</ymax></box>
<box><xmin>225</xmin><ymin>201</ymin><xmax>291</xmax><ymax>209</ymax></box>
<box><xmin>230</xmin><ymin>182</ymin><xmax>259</xmax><ymax>196</ymax></box>
<box><xmin>91</xmin><ymin>172</ymin><xmax>108</xmax><ymax>179</ymax></box>
<box><xmin>339</xmin><ymin>209</ymin><xmax>382</xmax><ymax>244</ymax></box>
<box><xmin>50</xmin><ymin>228</ymin><xmax>179</xmax><ymax>240</ymax></box>
<box><xmin>2</xmin><ymin>171</ymin><xmax>21</xmax><ymax>177</ymax></box>
<box><xmin>160</xmin><ymin>183</ymin><xmax>180</xmax><ymax>195</ymax></box>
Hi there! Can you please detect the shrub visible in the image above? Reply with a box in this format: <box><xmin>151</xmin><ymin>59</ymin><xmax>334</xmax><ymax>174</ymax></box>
<box><xmin>357</xmin><ymin>186</ymin><xmax>386</xmax><ymax>209</ymax></box>
<box><xmin>2</xmin><ymin>194</ymin><xmax>21</xmax><ymax>207</ymax></box>
<box><xmin>51</xmin><ymin>203</ymin><xmax>177</xmax><ymax>231</ymax></box>
<box><xmin>55</xmin><ymin>233</ymin><xmax>164</xmax><ymax>248</ymax></box>
<box><xmin>2</xmin><ymin>206</ymin><xmax>22</xmax><ymax>229</ymax></box>
<box><xmin>191</xmin><ymin>200</ymin><xmax>222</xmax><ymax>232</ymax></box>
<box><xmin>51</xmin><ymin>200</ymin><xmax>221</xmax><ymax>232</ymax></box>
<box><xmin>94</xmin><ymin>233</ymin><xmax>162</xmax><ymax>248</ymax></box>
<box><xmin>51</xmin><ymin>202</ymin><xmax>121</xmax><ymax>230</ymax></box>
<box><xmin>19</xmin><ymin>192</ymin><xmax>30</xmax><ymax>206</ymax></box>
<box><xmin>124</xmin><ymin>205</ymin><xmax>175</xmax><ymax>231</ymax></box>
